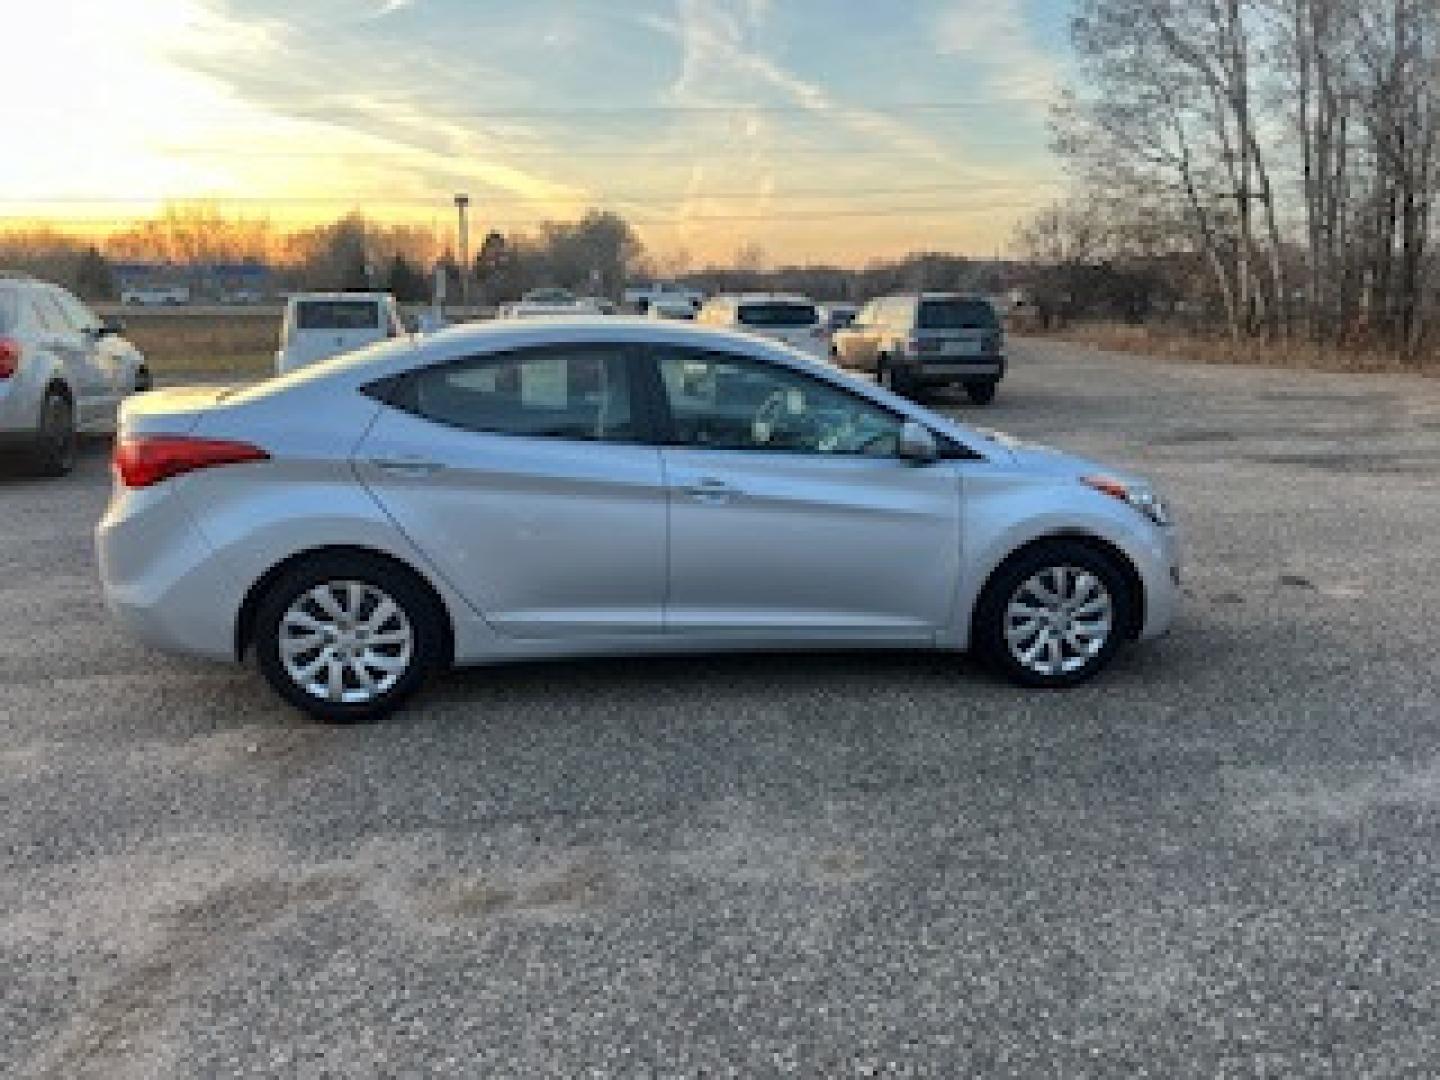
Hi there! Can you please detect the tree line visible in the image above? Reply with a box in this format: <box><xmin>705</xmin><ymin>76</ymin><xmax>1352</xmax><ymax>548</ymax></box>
<box><xmin>0</xmin><ymin>203</ymin><xmax>1013</xmax><ymax>307</ymax></box>
<box><xmin>1020</xmin><ymin>0</ymin><xmax>1439</xmax><ymax>361</ymax></box>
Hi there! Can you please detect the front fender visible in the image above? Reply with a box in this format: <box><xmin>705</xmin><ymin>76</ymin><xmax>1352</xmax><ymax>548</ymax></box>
<box><xmin>944</xmin><ymin>471</ymin><xmax>1175</xmax><ymax>649</ymax></box>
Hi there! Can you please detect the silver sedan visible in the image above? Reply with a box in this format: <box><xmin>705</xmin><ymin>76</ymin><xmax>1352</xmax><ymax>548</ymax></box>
<box><xmin>97</xmin><ymin>319</ymin><xmax>1180</xmax><ymax>722</ymax></box>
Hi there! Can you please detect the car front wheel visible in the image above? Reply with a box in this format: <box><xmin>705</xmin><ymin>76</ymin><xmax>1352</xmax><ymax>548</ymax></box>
<box><xmin>973</xmin><ymin>540</ymin><xmax>1132</xmax><ymax>688</ymax></box>
<box><xmin>253</xmin><ymin>553</ymin><xmax>445</xmax><ymax>723</ymax></box>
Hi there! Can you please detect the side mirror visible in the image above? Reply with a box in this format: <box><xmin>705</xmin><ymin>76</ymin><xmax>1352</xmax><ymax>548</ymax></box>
<box><xmin>898</xmin><ymin>420</ymin><xmax>938</xmax><ymax>463</ymax></box>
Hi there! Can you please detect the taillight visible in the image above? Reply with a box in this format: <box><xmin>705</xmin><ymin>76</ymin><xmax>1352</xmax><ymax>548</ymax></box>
<box><xmin>0</xmin><ymin>337</ymin><xmax>20</xmax><ymax>379</ymax></box>
<box><xmin>113</xmin><ymin>435</ymin><xmax>268</xmax><ymax>488</ymax></box>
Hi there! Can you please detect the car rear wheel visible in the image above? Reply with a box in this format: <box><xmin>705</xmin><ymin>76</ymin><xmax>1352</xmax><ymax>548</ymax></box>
<box><xmin>30</xmin><ymin>388</ymin><xmax>77</xmax><ymax>477</ymax></box>
<box><xmin>965</xmin><ymin>380</ymin><xmax>997</xmax><ymax>406</ymax></box>
<box><xmin>253</xmin><ymin>553</ymin><xmax>445</xmax><ymax>723</ymax></box>
<box><xmin>973</xmin><ymin>540</ymin><xmax>1132</xmax><ymax>688</ymax></box>
<box><xmin>134</xmin><ymin>366</ymin><xmax>153</xmax><ymax>392</ymax></box>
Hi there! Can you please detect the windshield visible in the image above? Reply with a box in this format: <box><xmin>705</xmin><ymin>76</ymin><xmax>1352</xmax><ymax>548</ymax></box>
<box><xmin>296</xmin><ymin>299</ymin><xmax>381</xmax><ymax>331</ymax></box>
<box><xmin>918</xmin><ymin>299</ymin><xmax>998</xmax><ymax>330</ymax></box>
<box><xmin>738</xmin><ymin>302</ymin><xmax>818</xmax><ymax>329</ymax></box>
<box><xmin>0</xmin><ymin>288</ymin><xmax>16</xmax><ymax>333</ymax></box>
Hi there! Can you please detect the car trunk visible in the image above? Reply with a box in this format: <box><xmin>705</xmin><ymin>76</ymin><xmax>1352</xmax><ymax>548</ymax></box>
<box><xmin>117</xmin><ymin>386</ymin><xmax>238</xmax><ymax>436</ymax></box>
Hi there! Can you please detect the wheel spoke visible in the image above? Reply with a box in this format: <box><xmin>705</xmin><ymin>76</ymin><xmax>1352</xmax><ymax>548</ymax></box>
<box><xmin>363</xmin><ymin>597</ymin><xmax>400</xmax><ymax>633</ymax></box>
<box><xmin>311</xmin><ymin>586</ymin><xmax>346</xmax><ymax>622</ymax></box>
<box><xmin>1045</xmin><ymin>633</ymin><xmax>1064</xmax><ymax>674</ymax></box>
<box><xmin>1071</xmin><ymin>572</ymin><xmax>1099</xmax><ymax>605</ymax></box>
<box><xmin>293</xmin><ymin>652</ymin><xmax>329</xmax><ymax>684</ymax></box>
<box><xmin>350</xmin><ymin>660</ymin><xmax>379</xmax><ymax>694</ymax></box>
<box><xmin>346</xmin><ymin>581</ymin><xmax>364</xmax><ymax>620</ymax></box>
<box><xmin>280</xmin><ymin>630</ymin><xmax>327</xmax><ymax>656</ymax></box>
<box><xmin>364</xmin><ymin>630</ymin><xmax>410</xmax><ymax>648</ymax></box>
<box><xmin>360</xmin><ymin>648</ymin><xmax>410</xmax><ymax>674</ymax></box>
<box><xmin>283</xmin><ymin>609</ymin><xmax>328</xmax><ymax>635</ymax></box>
<box><xmin>324</xmin><ymin>657</ymin><xmax>346</xmax><ymax>701</ymax></box>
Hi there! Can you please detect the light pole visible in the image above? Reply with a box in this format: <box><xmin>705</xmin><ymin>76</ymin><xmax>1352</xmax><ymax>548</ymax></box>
<box><xmin>454</xmin><ymin>193</ymin><xmax>471</xmax><ymax>309</ymax></box>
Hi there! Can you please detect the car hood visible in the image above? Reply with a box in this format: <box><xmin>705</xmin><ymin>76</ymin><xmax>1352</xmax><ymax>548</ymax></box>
<box><xmin>966</xmin><ymin>426</ymin><xmax>1148</xmax><ymax>484</ymax></box>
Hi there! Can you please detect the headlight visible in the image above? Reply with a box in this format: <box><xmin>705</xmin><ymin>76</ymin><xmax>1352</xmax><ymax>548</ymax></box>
<box><xmin>1082</xmin><ymin>475</ymin><xmax>1173</xmax><ymax>526</ymax></box>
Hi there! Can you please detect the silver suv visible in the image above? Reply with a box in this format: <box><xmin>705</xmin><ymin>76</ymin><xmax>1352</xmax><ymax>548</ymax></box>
<box><xmin>0</xmin><ymin>278</ymin><xmax>150</xmax><ymax>475</ymax></box>
<box><xmin>832</xmin><ymin>292</ymin><xmax>1005</xmax><ymax>404</ymax></box>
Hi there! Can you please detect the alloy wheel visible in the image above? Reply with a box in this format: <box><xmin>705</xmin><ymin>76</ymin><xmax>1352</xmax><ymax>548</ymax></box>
<box><xmin>277</xmin><ymin>580</ymin><xmax>414</xmax><ymax>705</ymax></box>
<box><xmin>1003</xmin><ymin>565</ymin><xmax>1114</xmax><ymax>678</ymax></box>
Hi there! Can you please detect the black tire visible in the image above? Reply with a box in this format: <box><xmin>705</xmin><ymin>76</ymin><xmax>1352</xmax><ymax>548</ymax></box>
<box><xmin>30</xmin><ymin>387</ymin><xmax>77</xmax><ymax>477</ymax></box>
<box><xmin>965</xmin><ymin>380</ymin><xmax>997</xmax><ymax>406</ymax></box>
<box><xmin>252</xmin><ymin>552</ymin><xmax>447</xmax><ymax>723</ymax></box>
<box><xmin>972</xmin><ymin>539</ymin><xmax>1133</xmax><ymax>689</ymax></box>
<box><xmin>877</xmin><ymin>355</ymin><xmax>906</xmax><ymax>396</ymax></box>
<box><xmin>134</xmin><ymin>366</ymin><xmax>153</xmax><ymax>392</ymax></box>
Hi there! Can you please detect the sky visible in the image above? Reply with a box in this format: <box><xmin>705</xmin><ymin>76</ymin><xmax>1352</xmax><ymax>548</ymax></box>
<box><xmin>1</xmin><ymin>0</ymin><xmax>1074</xmax><ymax>266</ymax></box>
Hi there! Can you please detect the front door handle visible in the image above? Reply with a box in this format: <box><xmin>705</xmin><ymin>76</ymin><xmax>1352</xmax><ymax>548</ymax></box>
<box><xmin>681</xmin><ymin>477</ymin><xmax>738</xmax><ymax>504</ymax></box>
<box><xmin>371</xmin><ymin>457</ymin><xmax>445</xmax><ymax>478</ymax></box>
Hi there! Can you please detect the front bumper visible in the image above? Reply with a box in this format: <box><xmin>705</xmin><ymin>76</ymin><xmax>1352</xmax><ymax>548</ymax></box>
<box><xmin>1137</xmin><ymin>525</ymin><xmax>1182</xmax><ymax>641</ymax></box>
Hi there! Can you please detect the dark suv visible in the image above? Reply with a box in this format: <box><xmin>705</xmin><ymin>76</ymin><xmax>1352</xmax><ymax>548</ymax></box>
<box><xmin>831</xmin><ymin>292</ymin><xmax>1005</xmax><ymax>404</ymax></box>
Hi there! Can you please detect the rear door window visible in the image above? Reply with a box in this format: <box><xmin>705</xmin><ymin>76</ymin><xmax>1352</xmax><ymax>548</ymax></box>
<box><xmin>918</xmin><ymin>299</ymin><xmax>998</xmax><ymax>330</ymax></box>
<box><xmin>736</xmin><ymin>303</ymin><xmax>818</xmax><ymax>329</ymax></box>
<box><xmin>390</xmin><ymin>344</ymin><xmax>641</xmax><ymax>443</ymax></box>
<box><xmin>296</xmin><ymin>300</ymin><xmax>382</xmax><ymax>331</ymax></box>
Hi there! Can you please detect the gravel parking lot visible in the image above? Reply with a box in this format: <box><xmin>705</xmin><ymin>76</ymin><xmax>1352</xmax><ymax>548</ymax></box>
<box><xmin>3</xmin><ymin>338</ymin><xmax>1440</xmax><ymax>1077</ymax></box>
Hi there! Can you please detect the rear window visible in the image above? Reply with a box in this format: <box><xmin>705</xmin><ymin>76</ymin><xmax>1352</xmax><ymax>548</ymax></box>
<box><xmin>918</xmin><ymin>299</ymin><xmax>998</xmax><ymax>330</ymax></box>
<box><xmin>296</xmin><ymin>300</ymin><xmax>381</xmax><ymax>331</ymax></box>
<box><xmin>737</xmin><ymin>303</ymin><xmax>817</xmax><ymax>329</ymax></box>
<box><xmin>0</xmin><ymin>289</ymin><xmax>16</xmax><ymax>333</ymax></box>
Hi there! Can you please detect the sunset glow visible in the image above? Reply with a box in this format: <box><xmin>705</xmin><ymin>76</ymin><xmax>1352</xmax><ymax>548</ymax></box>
<box><xmin>1</xmin><ymin>0</ymin><xmax>1068</xmax><ymax>262</ymax></box>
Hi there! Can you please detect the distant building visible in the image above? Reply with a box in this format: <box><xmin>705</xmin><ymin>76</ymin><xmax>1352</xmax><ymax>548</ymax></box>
<box><xmin>112</xmin><ymin>260</ymin><xmax>274</xmax><ymax>304</ymax></box>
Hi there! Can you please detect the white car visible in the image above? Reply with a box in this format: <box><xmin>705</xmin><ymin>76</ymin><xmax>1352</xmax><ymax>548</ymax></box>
<box><xmin>275</xmin><ymin>293</ymin><xmax>404</xmax><ymax>375</ymax></box>
<box><xmin>499</xmin><ymin>288</ymin><xmax>591</xmax><ymax>319</ymax></box>
<box><xmin>696</xmin><ymin>294</ymin><xmax>829</xmax><ymax>361</ymax></box>
<box><xmin>98</xmin><ymin>317</ymin><xmax>1180</xmax><ymax>722</ymax></box>
<box><xmin>645</xmin><ymin>297</ymin><xmax>697</xmax><ymax>320</ymax></box>
<box><xmin>0</xmin><ymin>278</ymin><xmax>150</xmax><ymax>476</ymax></box>
<box><xmin>625</xmin><ymin>281</ymin><xmax>704</xmax><ymax>314</ymax></box>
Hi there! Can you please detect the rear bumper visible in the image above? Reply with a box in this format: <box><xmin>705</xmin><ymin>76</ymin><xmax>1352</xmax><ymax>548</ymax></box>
<box><xmin>896</xmin><ymin>354</ymin><xmax>1005</xmax><ymax>385</ymax></box>
<box><xmin>96</xmin><ymin>481</ymin><xmax>239</xmax><ymax>661</ymax></box>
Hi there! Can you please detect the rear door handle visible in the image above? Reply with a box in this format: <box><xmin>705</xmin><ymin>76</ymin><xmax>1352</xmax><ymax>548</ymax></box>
<box><xmin>681</xmin><ymin>477</ymin><xmax>738</xmax><ymax>504</ymax></box>
<box><xmin>371</xmin><ymin>457</ymin><xmax>445</xmax><ymax>478</ymax></box>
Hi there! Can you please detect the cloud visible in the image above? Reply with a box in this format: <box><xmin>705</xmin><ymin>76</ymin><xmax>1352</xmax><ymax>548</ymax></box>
<box><xmin>366</xmin><ymin>0</ymin><xmax>414</xmax><ymax>18</ymax></box>
<box><xmin>934</xmin><ymin>0</ymin><xmax>1059</xmax><ymax>119</ymax></box>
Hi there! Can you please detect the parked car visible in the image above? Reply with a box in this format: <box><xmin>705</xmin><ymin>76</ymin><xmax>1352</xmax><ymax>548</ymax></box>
<box><xmin>578</xmin><ymin>296</ymin><xmax>618</xmax><ymax>315</ymax></box>
<box><xmin>0</xmin><ymin>278</ymin><xmax>151</xmax><ymax>476</ymax></box>
<box><xmin>98</xmin><ymin>318</ymin><xmax>1180</xmax><ymax>722</ymax></box>
<box><xmin>624</xmin><ymin>281</ymin><xmax>704</xmax><ymax>314</ymax></box>
<box><xmin>121</xmin><ymin>285</ymin><xmax>190</xmax><ymax>306</ymax></box>
<box><xmin>275</xmin><ymin>293</ymin><xmax>404</xmax><ymax>375</ymax></box>
<box><xmin>832</xmin><ymin>293</ymin><xmax>1005</xmax><ymax>404</ymax></box>
<box><xmin>645</xmin><ymin>296</ymin><xmax>698</xmax><ymax>320</ymax></box>
<box><xmin>695</xmin><ymin>293</ymin><xmax>829</xmax><ymax>361</ymax></box>
<box><xmin>498</xmin><ymin>288</ymin><xmax>591</xmax><ymax>319</ymax></box>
